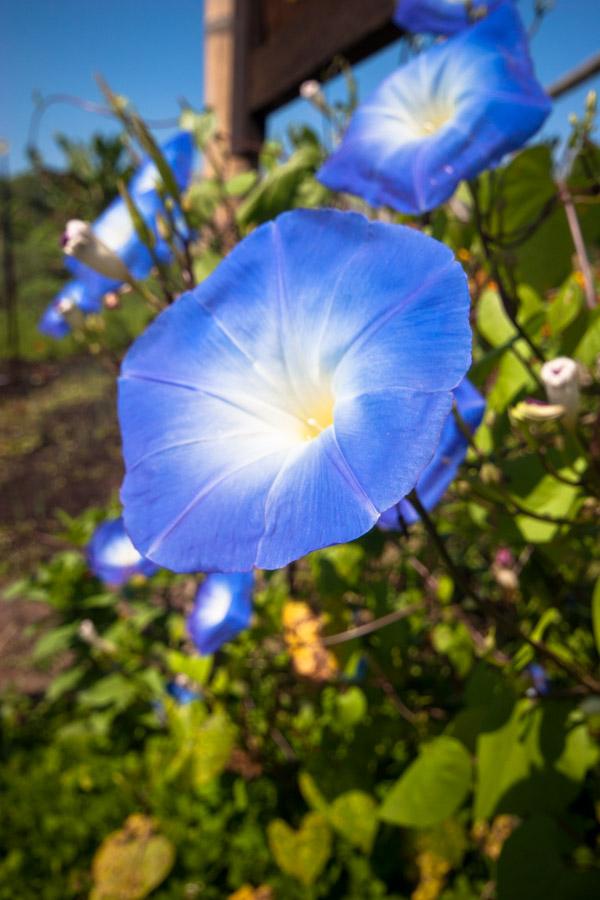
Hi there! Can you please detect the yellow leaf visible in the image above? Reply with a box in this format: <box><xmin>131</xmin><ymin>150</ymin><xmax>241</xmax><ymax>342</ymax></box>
<box><xmin>90</xmin><ymin>814</ymin><xmax>175</xmax><ymax>900</ymax></box>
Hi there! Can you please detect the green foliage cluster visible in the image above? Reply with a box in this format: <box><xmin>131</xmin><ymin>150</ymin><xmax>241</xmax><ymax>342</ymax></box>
<box><xmin>2</xmin><ymin>90</ymin><xmax>600</xmax><ymax>899</ymax></box>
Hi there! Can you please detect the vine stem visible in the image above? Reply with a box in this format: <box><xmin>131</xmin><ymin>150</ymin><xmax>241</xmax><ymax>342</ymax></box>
<box><xmin>323</xmin><ymin>605</ymin><xmax>422</xmax><ymax>646</ymax></box>
<box><xmin>468</xmin><ymin>181</ymin><xmax>546</xmax><ymax>366</ymax></box>
<box><xmin>407</xmin><ymin>491</ymin><xmax>600</xmax><ymax>694</ymax></box>
<box><xmin>557</xmin><ymin>179</ymin><xmax>597</xmax><ymax>309</ymax></box>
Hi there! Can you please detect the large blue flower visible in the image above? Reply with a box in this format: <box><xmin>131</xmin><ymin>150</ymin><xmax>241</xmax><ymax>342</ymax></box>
<box><xmin>188</xmin><ymin>573</ymin><xmax>254</xmax><ymax>655</ymax></box>
<box><xmin>317</xmin><ymin>4</ymin><xmax>551</xmax><ymax>214</ymax></box>
<box><xmin>38</xmin><ymin>279</ymin><xmax>104</xmax><ymax>339</ymax></box>
<box><xmin>394</xmin><ymin>0</ymin><xmax>505</xmax><ymax>36</ymax></box>
<box><xmin>118</xmin><ymin>208</ymin><xmax>471</xmax><ymax>572</ymax></box>
<box><xmin>379</xmin><ymin>378</ymin><xmax>484</xmax><ymax>529</ymax></box>
<box><xmin>87</xmin><ymin>516</ymin><xmax>158</xmax><ymax>586</ymax></box>
<box><xmin>66</xmin><ymin>131</ymin><xmax>195</xmax><ymax>294</ymax></box>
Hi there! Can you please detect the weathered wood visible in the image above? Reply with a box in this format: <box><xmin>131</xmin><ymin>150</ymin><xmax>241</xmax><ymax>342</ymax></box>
<box><xmin>205</xmin><ymin>0</ymin><xmax>247</xmax><ymax>171</ymax></box>
<box><xmin>232</xmin><ymin>0</ymin><xmax>401</xmax><ymax>157</ymax></box>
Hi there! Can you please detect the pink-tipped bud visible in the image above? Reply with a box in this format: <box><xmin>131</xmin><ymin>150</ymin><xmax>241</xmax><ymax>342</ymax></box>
<box><xmin>62</xmin><ymin>219</ymin><xmax>132</xmax><ymax>283</ymax></box>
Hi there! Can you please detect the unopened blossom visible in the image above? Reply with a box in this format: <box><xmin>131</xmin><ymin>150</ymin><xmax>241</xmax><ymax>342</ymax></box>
<box><xmin>62</xmin><ymin>219</ymin><xmax>132</xmax><ymax>282</ymax></box>
<box><xmin>118</xmin><ymin>208</ymin><xmax>471</xmax><ymax>572</ymax></box>
<box><xmin>187</xmin><ymin>573</ymin><xmax>254</xmax><ymax>655</ymax></box>
<box><xmin>300</xmin><ymin>80</ymin><xmax>324</xmax><ymax>104</ymax></box>
<box><xmin>540</xmin><ymin>357</ymin><xmax>580</xmax><ymax>426</ymax></box>
<box><xmin>510</xmin><ymin>399</ymin><xmax>566</xmax><ymax>423</ymax></box>
<box><xmin>318</xmin><ymin>4</ymin><xmax>551</xmax><ymax>214</ymax></box>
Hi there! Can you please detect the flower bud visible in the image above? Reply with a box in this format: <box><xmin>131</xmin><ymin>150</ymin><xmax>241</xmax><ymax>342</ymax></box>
<box><xmin>511</xmin><ymin>399</ymin><xmax>565</xmax><ymax>423</ymax></box>
<box><xmin>299</xmin><ymin>80</ymin><xmax>322</xmax><ymax>101</ymax></box>
<box><xmin>62</xmin><ymin>219</ymin><xmax>132</xmax><ymax>282</ymax></box>
<box><xmin>540</xmin><ymin>356</ymin><xmax>580</xmax><ymax>426</ymax></box>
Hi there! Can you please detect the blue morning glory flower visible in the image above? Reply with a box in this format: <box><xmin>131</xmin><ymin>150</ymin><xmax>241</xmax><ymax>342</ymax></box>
<box><xmin>87</xmin><ymin>516</ymin><xmax>158</xmax><ymax>587</ymax></box>
<box><xmin>187</xmin><ymin>573</ymin><xmax>254</xmax><ymax>655</ymax></box>
<box><xmin>66</xmin><ymin>130</ymin><xmax>195</xmax><ymax>294</ymax></box>
<box><xmin>379</xmin><ymin>378</ymin><xmax>485</xmax><ymax>529</ymax></box>
<box><xmin>38</xmin><ymin>301</ymin><xmax>72</xmax><ymax>339</ymax></box>
<box><xmin>394</xmin><ymin>0</ymin><xmax>504</xmax><ymax>36</ymax></box>
<box><xmin>166</xmin><ymin>681</ymin><xmax>202</xmax><ymax>704</ymax></box>
<box><xmin>318</xmin><ymin>4</ymin><xmax>551</xmax><ymax>214</ymax></box>
<box><xmin>38</xmin><ymin>279</ymin><xmax>106</xmax><ymax>339</ymax></box>
<box><xmin>118</xmin><ymin>208</ymin><xmax>471</xmax><ymax>572</ymax></box>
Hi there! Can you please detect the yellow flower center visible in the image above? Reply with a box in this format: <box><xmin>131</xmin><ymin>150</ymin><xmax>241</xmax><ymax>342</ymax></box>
<box><xmin>298</xmin><ymin>387</ymin><xmax>335</xmax><ymax>441</ymax></box>
<box><xmin>417</xmin><ymin>101</ymin><xmax>455</xmax><ymax>137</ymax></box>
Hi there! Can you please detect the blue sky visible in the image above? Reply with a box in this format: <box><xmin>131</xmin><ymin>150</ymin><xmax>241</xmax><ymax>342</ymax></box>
<box><xmin>2</xmin><ymin>0</ymin><xmax>599</xmax><ymax>173</ymax></box>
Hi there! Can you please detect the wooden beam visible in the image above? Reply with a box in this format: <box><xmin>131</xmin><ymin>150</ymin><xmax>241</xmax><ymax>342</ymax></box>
<box><xmin>250</xmin><ymin>0</ymin><xmax>398</xmax><ymax>112</ymax></box>
<box><xmin>232</xmin><ymin>0</ymin><xmax>401</xmax><ymax>158</ymax></box>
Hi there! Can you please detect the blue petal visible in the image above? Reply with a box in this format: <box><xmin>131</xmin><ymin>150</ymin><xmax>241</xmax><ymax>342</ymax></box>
<box><xmin>335</xmin><ymin>388</ymin><xmax>454</xmax><ymax>513</ymax></box>
<box><xmin>394</xmin><ymin>0</ymin><xmax>506</xmax><ymax>35</ymax></box>
<box><xmin>318</xmin><ymin>4</ymin><xmax>551</xmax><ymax>214</ymax></box>
<box><xmin>187</xmin><ymin>572</ymin><xmax>254</xmax><ymax>654</ymax></box>
<box><xmin>255</xmin><ymin>428</ymin><xmax>379</xmax><ymax>569</ymax></box>
<box><xmin>119</xmin><ymin>208</ymin><xmax>472</xmax><ymax>571</ymax></box>
<box><xmin>379</xmin><ymin>378</ymin><xmax>485</xmax><ymax>528</ymax></box>
<box><xmin>38</xmin><ymin>303</ymin><xmax>71</xmax><ymax>339</ymax></box>
<box><xmin>87</xmin><ymin>516</ymin><xmax>157</xmax><ymax>586</ymax></box>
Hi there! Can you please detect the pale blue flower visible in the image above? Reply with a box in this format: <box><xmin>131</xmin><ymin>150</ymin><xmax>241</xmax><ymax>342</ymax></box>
<box><xmin>318</xmin><ymin>4</ymin><xmax>551</xmax><ymax>214</ymax></box>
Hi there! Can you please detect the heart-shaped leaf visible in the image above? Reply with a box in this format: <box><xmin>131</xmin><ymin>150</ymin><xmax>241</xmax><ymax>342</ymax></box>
<box><xmin>329</xmin><ymin>790</ymin><xmax>378</xmax><ymax>853</ymax></box>
<box><xmin>267</xmin><ymin>812</ymin><xmax>331</xmax><ymax>886</ymax></box>
<box><xmin>91</xmin><ymin>814</ymin><xmax>175</xmax><ymax>900</ymax></box>
<box><xmin>380</xmin><ymin>736</ymin><xmax>472</xmax><ymax>829</ymax></box>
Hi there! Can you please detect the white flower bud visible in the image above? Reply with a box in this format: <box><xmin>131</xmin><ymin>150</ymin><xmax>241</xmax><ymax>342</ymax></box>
<box><xmin>62</xmin><ymin>219</ymin><xmax>132</xmax><ymax>282</ymax></box>
<box><xmin>299</xmin><ymin>80</ymin><xmax>323</xmax><ymax>102</ymax></box>
<box><xmin>78</xmin><ymin>618</ymin><xmax>98</xmax><ymax>644</ymax></box>
<box><xmin>540</xmin><ymin>357</ymin><xmax>580</xmax><ymax>427</ymax></box>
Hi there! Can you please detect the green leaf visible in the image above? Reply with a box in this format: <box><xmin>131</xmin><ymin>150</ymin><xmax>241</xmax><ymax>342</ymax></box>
<box><xmin>486</xmin><ymin>345</ymin><xmax>535</xmax><ymax>412</ymax></box>
<box><xmin>336</xmin><ymin>687</ymin><xmax>367</xmax><ymax>728</ymax></box>
<box><xmin>180</xmin><ymin>108</ymin><xmax>217</xmax><ymax>150</ymax></box>
<box><xmin>166</xmin><ymin>649</ymin><xmax>213</xmax><ymax>687</ymax></box>
<box><xmin>547</xmin><ymin>274</ymin><xmax>585</xmax><ymax>336</ymax></box>
<box><xmin>191</xmin><ymin>712</ymin><xmax>235</xmax><ymax>787</ymax></box>
<box><xmin>46</xmin><ymin>666</ymin><xmax>84</xmax><ymax>702</ymax></box>
<box><xmin>503</xmin><ymin>454</ymin><xmax>581</xmax><ymax>543</ymax></box>
<box><xmin>298</xmin><ymin>772</ymin><xmax>328</xmax><ymax>813</ymax></box>
<box><xmin>432</xmin><ymin>621</ymin><xmax>474</xmax><ymax>677</ymax></box>
<box><xmin>237</xmin><ymin>143</ymin><xmax>322</xmax><ymax>227</ymax></box>
<box><xmin>497</xmin><ymin>816</ymin><xmax>600</xmax><ymax>900</ymax></box>
<box><xmin>477</xmin><ymin>288</ymin><xmax>516</xmax><ymax>347</ymax></box>
<box><xmin>268</xmin><ymin>813</ymin><xmax>332</xmax><ymax>886</ymax></box>
<box><xmin>32</xmin><ymin>622</ymin><xmax>78</xmax><ymax>661</ymax></box>
<box><xmin>592</xmin><ymin>579</ymin><xmax>600</xmax><ymax>656</ymax></box>
<box><xmin>474</xmin><ymin>700</ymin><xmax>598</xmax><ymax>820</ymax></box>
<box><xmin>78</xmin><ymin>674</ymin><xmax>138</xmax><ymax>712</ymax></box>
<box><xmin>225</xmin><ymin>170</ymin><xmax>258</xmax><ymax>197</ymax></box>
<box><xmin>379</xmin><ymin>736</ymin><xmax>472</xmax><ymax>828</ymax></box>
<box><xmin>329</xmin><ymin>791</ymin><xmax>378</xmax><ymax>853</ymax></box>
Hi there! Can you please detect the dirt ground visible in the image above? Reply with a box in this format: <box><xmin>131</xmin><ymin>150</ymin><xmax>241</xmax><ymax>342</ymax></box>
<box><xmin>0</xmin><ymin>356</ymin><xmax>123</xmax><ymax>692</ymax></box>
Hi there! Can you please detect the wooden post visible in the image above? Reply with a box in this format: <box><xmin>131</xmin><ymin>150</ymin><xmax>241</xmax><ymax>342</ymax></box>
<box><xmin>204</xmin><ymin>0</ymin><xmax>249</xmax><ymax>172</ymax></box>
